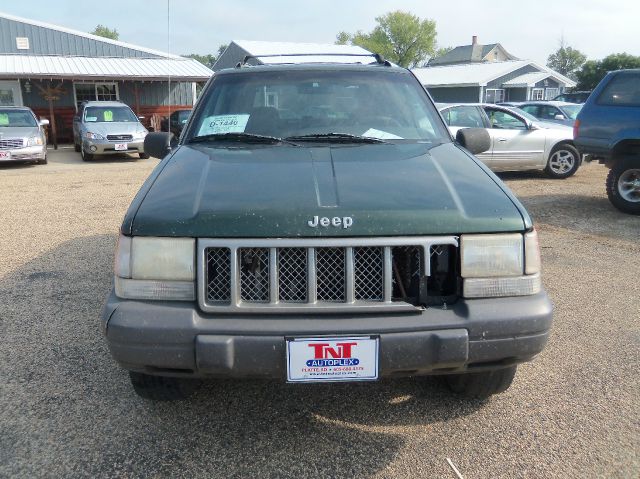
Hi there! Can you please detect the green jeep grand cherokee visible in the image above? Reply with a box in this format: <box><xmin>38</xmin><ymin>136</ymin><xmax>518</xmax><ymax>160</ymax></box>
<box><xmin>102</xmin><ymin>55</ymin><xmax>552</xmax><ymax>401</ymax></box>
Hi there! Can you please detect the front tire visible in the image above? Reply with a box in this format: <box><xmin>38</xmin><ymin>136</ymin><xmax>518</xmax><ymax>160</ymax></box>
<box><xmin>81</xmin><ymin>147</ymin><xmax>94</xmax><ymax>162</ymax></box>
<box><xmin>545</xmin><ymin>143</ymin><xmax>580</xmax><ymax>179</ymax></box>
<box><xmin>36</xmin><ymin>156</ymin><xmax>47</xmax><ymax>165</ymax></box>
<box><xmin>74</xmin><ymin>142</ymin><xmax>81</xmax><ymax>152</ymax></box>
<box><xmin>606</xmin><ymin>157</ymin><xmax>640</xmax><ymax>215</ymax></box>
<box><xmin>445</xmin><ymin>366</ymin><xmax>517</xmax><ymax>399</ymax></box>
<box><xmin>139</xmin><ymin>152</ymin><xmax>150</xmax><ymax>159</ymax></box>
<box><xmin>128</xmin><ymin>372</ymin><xmax>199</xmax><ymax>401</ymax></box>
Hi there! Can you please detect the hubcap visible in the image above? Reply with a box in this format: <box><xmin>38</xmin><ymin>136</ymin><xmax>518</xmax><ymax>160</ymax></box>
<box><xmin>618</xmin><ymin>168</ymin><xmax>640</xmax><ymax>203</ymax></box>
<box><xmin>549</xmin><ymin>150</ymin><xmax>575</xmax><ymax>174</ymax></box>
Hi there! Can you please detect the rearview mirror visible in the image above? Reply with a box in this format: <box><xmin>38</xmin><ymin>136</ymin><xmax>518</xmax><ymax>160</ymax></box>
<box><xmin>39</xmin><ymin>118</ymin><xmax>50</xmax><ymax>126</ymax></box>
<box><xmin>554</xmin><ymin>114</ymin><xmax>565</xmax><ymax>120</ymax></box>
<box><xmin>144</xmin><ymin>132</ymin><xmax>174</xmax><ymax>159</ymax></box>
<box><xmin>456</xmin><ymin>128</ymin><xmax>491</xmax><ymax>155</ymax></box>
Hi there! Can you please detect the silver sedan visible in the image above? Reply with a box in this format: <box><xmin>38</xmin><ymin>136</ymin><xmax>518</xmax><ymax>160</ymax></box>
<box><xmin>0</xmin><ymin>107</ymin><xmax>48</xmax><ymax>165</ymax></box>
<box><xmin>438</xmin><ymin>103</ymin><xmax>581</xmax><ymax>179</ymax></box>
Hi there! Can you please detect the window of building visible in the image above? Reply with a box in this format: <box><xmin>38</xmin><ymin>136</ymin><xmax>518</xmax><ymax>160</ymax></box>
<box><xmin>544</xmin><ymin>88</ymin><xmax>559</xmax><ymax>100</ymax></box>
<box><xmin>485</xmin><ymin>89</ymin><xmax>505</xmax><ymax>103</ymax></box>
<box><xmin>530</xmin><ymin>88</ymin><xmax>544</xmax><ymax>100</ymax></box>
<box><xmin>74</xmin><ymin>82</ymin><xmax>119</xmax><ymax>108</ymax></box>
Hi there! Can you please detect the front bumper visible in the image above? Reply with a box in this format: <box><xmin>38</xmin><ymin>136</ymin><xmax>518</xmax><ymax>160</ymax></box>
<box><xmin>102</xmin><ymin>290</ymin><xmax>553</xmax><ymax>379</ymax></box>
<box><xmin>0</xmin><ymin>146</ymin><xmax>46</xmax><ymax>161</ymax></box>
<box><xmin>82</xmin><ymin>139</ymin><xmax>144</xmax><ymax>155</ymax></box>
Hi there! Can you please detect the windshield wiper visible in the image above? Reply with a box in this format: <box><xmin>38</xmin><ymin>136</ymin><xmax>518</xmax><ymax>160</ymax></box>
<box><xmin>284</xmin><ymin>133</ymin><xmax>388</xmax><ymax>144</ymax></box>
<box><xmin>189</xmin><ymin>132</ymin><xmax>298</xmax><ymax>145</ymax></box>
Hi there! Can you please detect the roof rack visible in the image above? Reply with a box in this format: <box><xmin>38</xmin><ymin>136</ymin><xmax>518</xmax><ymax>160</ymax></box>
<box><xmin>235</xmin><ymin>52</ymin><xmax>392</xmax><ymax>68</ymax></box>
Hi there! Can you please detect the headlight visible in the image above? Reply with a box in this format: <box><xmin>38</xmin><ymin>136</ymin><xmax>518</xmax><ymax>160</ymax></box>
<box><xmin>461</xmin><ymin>233</ymin><xmax>523</xmax><ymax>278</ymax></box>
<box><xmin>461</xmin><ymin>231</ymin><xmax>541</xmax><ymax>298</ymax></box>
<box><xmin>27</xmin><ymin>136</ymin><xmax>43</xmax><ymax>146</ymax></box>
<box><xmin>133</xmin><ymin>130</ymin><xmax>148</xmax><ymax>139</ymax></box>
<box><xmin>114</xmin><ymin>234</ymin><xmax>195</xmax><ymax>300</ymax></box>
<box><xmin>85</xmin><ymin>132</ymin><xmax>104</xmax><ymax>140</ymax></box>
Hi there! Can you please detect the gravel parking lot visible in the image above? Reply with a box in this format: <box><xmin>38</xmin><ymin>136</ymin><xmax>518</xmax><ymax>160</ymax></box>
<box><xmin>1</xmin><ymin>148</ymin><xmax>638</xmax><ymax>478</ymax></box>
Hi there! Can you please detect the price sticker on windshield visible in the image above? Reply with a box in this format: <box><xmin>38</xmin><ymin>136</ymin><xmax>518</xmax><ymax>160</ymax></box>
<box><xmin>198</xmin><ymin>114</ymin><xmax>250</xmax><ymax>136</ymax></box>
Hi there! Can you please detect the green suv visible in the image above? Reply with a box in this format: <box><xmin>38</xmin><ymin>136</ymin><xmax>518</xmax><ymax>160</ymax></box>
<box><xmin>102</xmin><ymin>55</ymin><xmax>552</xmax><ymax>400</ymax></box>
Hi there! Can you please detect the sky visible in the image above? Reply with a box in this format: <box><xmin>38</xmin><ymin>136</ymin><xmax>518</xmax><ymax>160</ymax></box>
<box><xmin>2</xmin><ymin>0</ymin><xmax>639</xmax><ymax>64</ymax></box>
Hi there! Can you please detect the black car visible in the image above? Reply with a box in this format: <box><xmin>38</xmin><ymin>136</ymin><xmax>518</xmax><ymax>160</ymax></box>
<box><xmin>552</xmin><ymin>91</ymin><xmax>591</xmax><ymax>104</ymax></box>
<box><xmin>160</xmin><ymin>109</ymin><xmax>192</xmax><ymax>137</ymax></box>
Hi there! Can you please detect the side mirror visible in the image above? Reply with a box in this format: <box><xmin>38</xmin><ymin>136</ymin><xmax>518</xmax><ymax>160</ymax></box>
<box><xmin>144</xmin><ymin>132</ymin><xmax>174</xmax><ymax>159</ymax></box>
<box><xmin>527</xmin><ymin>122</ymin><xmax>540</xmax><ymax>131</ymax></box>
<box><xmin>39</xmin><ymin>118</ymin><xmax>50</xmax><ymax>126</ymax></box>
<box><xmin>456</xmin><ymin>128</ymin><xmax>491</xmax><ymax>155</ymax></box>
<box><xmin>554</xmin><ymin>114</ymin><xmax>565</xmax><ymax>120</ymax></box>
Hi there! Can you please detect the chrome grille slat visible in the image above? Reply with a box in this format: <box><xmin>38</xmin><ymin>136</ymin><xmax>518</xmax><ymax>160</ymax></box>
<box><xmin>107</xmin><ymin>134</ymin><xmax>133</xmax><ymax>141</ymax></box>
<box><xmin>354</xmin><ymin>246</ymin><xmax>384</xmax><ymax>301</ymax></box>
<box><xmin>0</xmin><ymin>138</ymin><xmax>25</xmax><ymax>150</ymax></box>
<box><xmin>200</xmin><ymin>236</ymin><xmax>459</xmax><ymax>313</ymax></box>
<box><xmin>278</xmin><ymin>248</ymin><xmax>307</xmax><ymax>302</ymax></box>
<box><xmin>239</xmin><ymin>248</ymin><xmax>270</xmax><ymax>302</ymax></box>
<box><xmin>316</xmin><ymin>247</ymin><xmax>346</xmax><ymax>302</ymax></box>
<box><xmin>206</xmin><ymin>248</ymin><xmax>231</xmax><ymax>302</ymax></box>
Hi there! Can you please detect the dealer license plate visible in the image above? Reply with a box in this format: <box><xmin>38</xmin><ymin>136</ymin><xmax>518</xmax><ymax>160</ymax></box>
<box><xmin>0</xmin><ymin>151</ymin><xmax>11</xmax><ymax>159</ymax></box>
<box><xmin>114</xmin><ymin>143</ymin><xmax>128</xmax><ymax>151</ymax></box>
<box><xmin>286</xmin><ymin>336</ymin><xmax>379</xmax><ymax>382</ymax></box>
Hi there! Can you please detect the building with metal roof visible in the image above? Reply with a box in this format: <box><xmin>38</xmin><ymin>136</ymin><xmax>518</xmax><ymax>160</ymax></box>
<box><xmin>0</xmin><ymin>12</ymin><xmax>213</xmax><ymax>144</ymax></box>
<box><xmin>429</xmin><ymin>36</ymin><xmax>519</xmax><ymax>66</ymax></box>
<box><xmin>213</xmin><ymin>40</ymin><xmax>373</xmax><ymax>71</ymax></box>
<box><xmin>413</xmin><ymin>59</ymin><xmax>576</xmax><ymax>104</ymax></box>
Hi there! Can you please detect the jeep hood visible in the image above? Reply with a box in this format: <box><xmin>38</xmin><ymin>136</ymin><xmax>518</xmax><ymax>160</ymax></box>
<box><xmin>124</xmin><ymin>142</ymin><xmax>529</xmax><ymax>237</ymax></box>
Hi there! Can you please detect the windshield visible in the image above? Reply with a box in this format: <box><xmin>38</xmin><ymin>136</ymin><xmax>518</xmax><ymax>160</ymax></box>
<box><xmin>560</xmin><ymin>104</ymin><xmax>582</xmax><ymax>120</ymax></box>
<box><xmin>0</xmin><ymin>109</ymin><xmax>37</xmax><ymax>127</ymax></box>
<box><xmin>84</xmin><ymin>106</ymin><xmax>138</xmax><ymax>123</ymax></box>
<box><xmin>188</xmin><ymin>69</ymin><xmax>449</xmax><ymax>142</ymax></box>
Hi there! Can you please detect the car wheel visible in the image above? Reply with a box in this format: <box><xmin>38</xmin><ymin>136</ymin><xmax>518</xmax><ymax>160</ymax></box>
<box><xmin>36</xmin><ymin>156</ymin><xmax>47</xmax><ymax>165</ymax></box>
<box><xmin>128</xmin><ymin>371</ymin><xmax>199</xmax><ymax>401</ymax></box>
<box><xmin>139</xmin><ymin>152</ymin><xmax>150</xmax><ymax>159</ymax></box>
<box><xmin>606</xmin><ymin>157</ymin><xmax>640</xmax><ymax>215</ymax></box>
<box><xmin>81</xmin><ymin>148</ymin><xmax>94</xmax><ymax>162</ymax></box>
<box><xmin>545</xmin><ymin>144</ymin><xmax>580</xmax><ymax>179</ymax></box>
<box><xmin>444</xmin><ymin>365</ymin><xmax>517</xmax><ymax>399</ymax></box>
<box><xmin>74</xmin><ymin>142</ymin><xmax>81</xmax><ymax>152</ymax></box>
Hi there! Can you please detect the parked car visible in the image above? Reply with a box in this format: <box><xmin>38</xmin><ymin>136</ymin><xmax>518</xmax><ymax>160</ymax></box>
<box><xmin>552</xmin><ymin>91</ymin><xmax>591</xmax><ymax>104</ymax></box>
<box><xmin>0</xmin><ymin>107</ymin><xmax>48</xmax><ymax>165</ymax></box>
<box><xmin>438</xmin><ymin>103</ymin><xmax>581</xmax><ymax>178</ymax></box>
<box><xmin>72</xmin><ymin>101</ymin><xmax>149</xmax><ymax>161</ymax></box>
<box><xmin>517</xmin><ymin>101</ymin><xmax>582</xmax><ymax>127</ymax></box>
<box><xmin>574</xmin><ymin>69</ymin><xmax>640</xmax><ymax>214</ymax></box>
<box><xmin>102</xmin><ymin>55</ymin><xmax>552</xmax><ymax>401</ymax></box>
<box><xmin>160</xmin><ymin>109</ymin><xmax>192</xmax><ymax>137</ymax></box>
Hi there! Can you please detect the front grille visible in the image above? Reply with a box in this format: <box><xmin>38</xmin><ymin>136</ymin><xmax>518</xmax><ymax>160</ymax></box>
<box><xmin>107</xmin><ymin>134</ymin><xmax>133</xmax><ymax>141</ymax></box>
<box><xmin>0</xmin><ymin>138</ymin><xmax>25</xmax><ymax>150</ymax></box>
<box><xmin>200</xmin><ymin>237</ymin><xmax>459</xmax><ymax>313</ymax></box>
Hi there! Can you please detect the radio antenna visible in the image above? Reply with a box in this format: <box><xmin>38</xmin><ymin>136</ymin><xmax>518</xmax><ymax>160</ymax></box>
<box><xmin>167</xmin><ymin>0</ymin><xmax>171</xmax><ymax>125</ymax></box>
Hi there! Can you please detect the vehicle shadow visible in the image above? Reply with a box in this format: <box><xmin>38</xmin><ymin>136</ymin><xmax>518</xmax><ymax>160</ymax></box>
<box><xmin>514</xmin><ymin>192</ymin><xmax>639</xmax><ymax>242</ymax></box>
<box><xmin>0</xmin><ymin>234</ymin><xmax>485</xmax><ymax>478</ymax></box>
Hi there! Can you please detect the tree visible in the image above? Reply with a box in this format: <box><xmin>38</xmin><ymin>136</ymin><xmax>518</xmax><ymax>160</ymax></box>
<box><xmin>547</xmin><ymin>39</ymin><xmax>586</xmax><ymax>80</ymax></box>
<box><xmin>182</xmin><ymin>45</ymin><xmax>228</xmax><ymax>69</ymax></box>
<box><xmin>90</xmin><ymin>25</ymin><xmax>119</xmax><ymax>40</ymax></box>
<box><xmin>335</xmin><ymin>10</ymin><xmax>437</xmax><ymax>68</ymax></box>
<box><xmin>183</xmin><ymin>53</ymin><xmax>217</xmax><ymax>69</ymax></box>
<box><xmin>575</xmin><ymin>53</ymin><xmax>640</xmax><ymax>90</ymax></box>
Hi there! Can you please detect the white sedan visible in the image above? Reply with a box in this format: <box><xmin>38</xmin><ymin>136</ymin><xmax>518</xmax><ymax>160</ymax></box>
<box><xmin>438</xmin><ymin>103</ymin><xmax>581</xmax><ymax>179</ymax></box>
